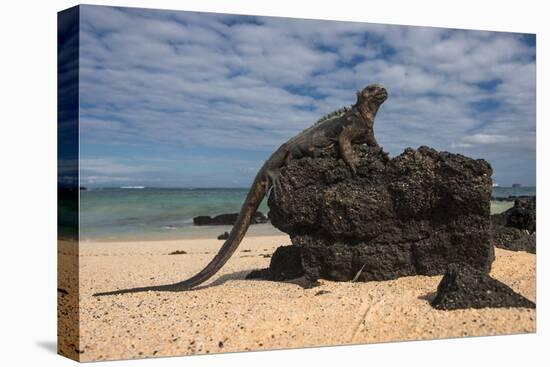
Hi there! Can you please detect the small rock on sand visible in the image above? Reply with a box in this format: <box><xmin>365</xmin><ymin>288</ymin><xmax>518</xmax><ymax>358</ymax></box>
<box><xmin>431</xmin><ymin>263</ymin><xmax>535</xmax><ymax>310</ymax></box>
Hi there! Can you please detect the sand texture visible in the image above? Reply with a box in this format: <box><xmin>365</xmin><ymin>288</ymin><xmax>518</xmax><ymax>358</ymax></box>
<box><xmin>61</xmin><ymin>235</ymin><xmax>535</xmax><ymax>362</ymax></box>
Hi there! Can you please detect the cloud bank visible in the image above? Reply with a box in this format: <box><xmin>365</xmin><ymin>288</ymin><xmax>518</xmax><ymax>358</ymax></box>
<box><xmin>78</xmin><ymin>5</ymin><xmax>536</xmax><ymax>187</ymax></box>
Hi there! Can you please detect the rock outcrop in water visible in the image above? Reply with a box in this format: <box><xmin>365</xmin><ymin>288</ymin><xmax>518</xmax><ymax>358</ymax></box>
<box><xmin>491</xmin><ymin>197</ymin><xmax>536</xmax><ymax>253</ymax></box>
<box><xmin>431</xmin><ymin>263</ymin><xmax>535</xmax><ymax>310</ymax></box>
<box><xmin>266</xmin><ymin>145</ymin><xmax>494</xmax><ymax>282</ymax></box>
<box><xmin>193</xmin><ymin>211</ymin><xmax>268</xmax><ymax>226</ymax></box>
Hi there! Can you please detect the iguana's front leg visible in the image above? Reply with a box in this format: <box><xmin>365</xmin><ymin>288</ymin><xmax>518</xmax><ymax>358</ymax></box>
<box><xmin>266</xmin><ymin>169</ymin><xmax>281</xmax><ymax>201</ymax></box>
<box><xmin>338</xmin><ymin>126</ymin><xmax>358</xmax><ymax>173</ymax></box>
<box><xmin>365</xmin><ymin>128</ymin><xmax>379</xmax><ymax>148</ymax></box>
<box><xmin>265</xmin><ymin>146</ymin><xmax>291</xmax><ymax>201</ymax></box>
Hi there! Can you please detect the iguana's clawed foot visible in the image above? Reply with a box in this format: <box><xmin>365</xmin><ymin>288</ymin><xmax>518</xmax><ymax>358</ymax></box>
<box><xmin>345</xmin><ymin>158</ymin><xmax>359</xmax><ymax>176</ymax></box>
<box><xmin>266</xmin><ymin>170</ymin><xmax>281</xmax><ymax>202</ymax></box>
<box><xmin>349</xmin><ymin>162</ymin><xmax>357</xmax><ymax>175</ymax></box>
<box><xmin>341</xmin><ymin>150</ymin><xmax>359</xmax><ymax>176</ymax></box>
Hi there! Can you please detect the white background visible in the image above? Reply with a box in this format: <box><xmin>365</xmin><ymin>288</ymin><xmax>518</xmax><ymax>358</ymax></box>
<box><xmin>0</xmin><ymin>0</ymin><xmax>547</xmax><ymax>366</ymax></box>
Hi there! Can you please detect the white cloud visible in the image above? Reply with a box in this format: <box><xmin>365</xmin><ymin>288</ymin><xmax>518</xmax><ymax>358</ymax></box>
<box><xmin>77</xmin><ymin>5</ymin><xmax>536</xmax><ymax>186</ymax></box>
<box><xmin>80</xmin><ymin>158</ymin><xmax>161</xmax><ymax>175</ymax></box>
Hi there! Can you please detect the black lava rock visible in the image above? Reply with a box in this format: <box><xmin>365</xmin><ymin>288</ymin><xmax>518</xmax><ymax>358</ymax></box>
<box><xmin>194</xmin><ymin>211</ymin><xmax>268</xmax><ymax>226</ymax></box>
<box><xmin>246</xmin><ymin>245</ymin><xmax>304</xmax><ymax>281</ymax></box>
<box><xmin>245</xmin><ymin>268</ymin><xmax>271</xmax><ymax>280</ymax></box>
<box><xmin>268</xmin><ymin>145</ymin><xmax>494</xmax><ymax>282</ymax></box>
<box><xmin>217</xmin><ymin>231</ymin><xmax>229</xmax><ymax>240</ymax></box>
<box><xmin>269</xmin><ymin>245</ymin><xmax>304</xmax><ymax>281</ymax></box>
<box><xmin>491</xmin><ymin>197</ymin><xmax>536</xmax><ymax>233</ymax></box>
<box><xmin>490</xmin><ymin>197</ymin><xmax>536</xmax><ymax>253</ymax></box>
<box><xmin>491</xmin><ymin>226</ymin><xmax>535</xmax><ymax>254</ymax></box>
<box><xmin>168</xmin><ymin>250</ymin><xmax>187</xmax><ymax>255</ymax></box>
<box><xmin>431</xmin><ymin>263</ymin><xmax>535</xmax><ymax>310</ymax></box>
<box><xmin>505</xmin><ymin>198</ymin><xmax>536</xmax><ymax>232</ymax></box>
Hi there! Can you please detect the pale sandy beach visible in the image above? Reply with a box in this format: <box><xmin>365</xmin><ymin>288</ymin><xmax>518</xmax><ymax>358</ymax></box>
<box><xmin>58</xmin><ymin>235</ymin><xmax>535</xmax><ymax>362</ymax></box>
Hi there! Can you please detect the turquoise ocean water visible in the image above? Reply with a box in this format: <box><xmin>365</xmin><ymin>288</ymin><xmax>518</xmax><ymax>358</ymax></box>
<box><xmin>79</xmin><ymin>186</ymin><xmax>535</xmax><ymax>242</ymax></box>
<box><xmin>79</xmin><ymin>188</ymin><xmax>277</xmax><ymax>241</ymax></box>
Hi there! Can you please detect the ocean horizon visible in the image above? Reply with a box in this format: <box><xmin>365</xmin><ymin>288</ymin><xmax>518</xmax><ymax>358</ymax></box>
<box><xmin>76</xmin><ymin>186</ymin><xmax>535</xmax><ymax>242</ymax></box>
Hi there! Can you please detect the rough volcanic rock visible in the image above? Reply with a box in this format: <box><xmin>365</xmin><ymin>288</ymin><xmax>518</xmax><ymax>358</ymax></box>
<box><xmin>268</xmin><ymin>145</ymin><xmax>494</xmax><ymax>282</ymax></box>
<box><xmin>245</xmin><ymin>268</ymin><xmax>271</xmax><ymax>280</ymax></box>
<box><xmin>490</xmin><ymin>213</ymin><xmax>507</xmax><ymax>227</ymax></box>
<box><xmin>217</xmin><ymin>231</ymin><xmax>229</xmax><ymax>240</ymax></box>
<box><xmin>269</xmin><ymin>245</ymin><xmax>304</xmax><ymax>280</ymax></box>
<box><xmin>490</xmin><ymin>197</ymin><xmax>536</xmax><ymax>253</ymax></box>
<box><xmin>491</xmin><ymin>226</ymin><xmax>535</xmax><ymax>254</ymax></box>
<box><xmin>194</xmin><ymin>211</ymin><xmax>268</xmax><ymax>226</ymax></box>
<box><xmin>246</xmin><ymin>245</ymin><xmax>304</xmax><ymax>281</ymax></box>
<box><xmin>491</xmin><ymin>197</ymin><xmax>536</xmax><ymax>232</ymax></box>
<box><xmin>431</xmin><ymin>263</ymin><xmax>535</xmax><ymax>310</ymax></box>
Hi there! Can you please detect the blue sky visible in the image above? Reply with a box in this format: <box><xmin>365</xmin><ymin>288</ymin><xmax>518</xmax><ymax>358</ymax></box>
<box><xmin>78</xmin><ymin>5</ymin><xmax>536</xmax><ymax>187</ymax></box>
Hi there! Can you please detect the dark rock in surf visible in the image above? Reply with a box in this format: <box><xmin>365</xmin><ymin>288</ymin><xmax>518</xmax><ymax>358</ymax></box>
<box><xmin>431</xmin><ymin>263</ymin><xmax>535</xmax><ymax>310</ymax></box>
<box><xmin>193</xmin><ymin>211</ymin><xmax>268</xmax><ymax>226</ymax></box>
<box><xmin>267</xmin><ymin>145</ymin><xmax>494</xmax><ymax>282</ymax></box>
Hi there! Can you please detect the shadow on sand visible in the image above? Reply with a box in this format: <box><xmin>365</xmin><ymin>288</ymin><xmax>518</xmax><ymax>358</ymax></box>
<box><xmin>94</xmin><ymin>268</ymin><xmax>313</xmax><ymax>296</ymax></box>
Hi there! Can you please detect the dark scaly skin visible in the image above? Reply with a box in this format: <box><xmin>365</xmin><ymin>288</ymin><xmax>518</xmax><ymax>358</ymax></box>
<box><xmin>93</xmin><ymin>84</ymin><xmax>388</xmax><ymax>296</ymax></box>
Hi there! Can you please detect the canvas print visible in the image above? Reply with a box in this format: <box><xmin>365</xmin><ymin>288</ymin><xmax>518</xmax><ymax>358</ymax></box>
<box><xmin>58</xmin><ymin>5</ymin><xmax>536</xmax><ymax>362</ymax></box>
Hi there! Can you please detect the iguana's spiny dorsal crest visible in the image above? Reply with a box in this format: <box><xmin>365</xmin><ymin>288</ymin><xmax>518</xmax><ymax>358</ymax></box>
<box><xmin>315</xmin><ymin>105</ymin><xmax>352</xmax><ymax>125</ymax></box>
<box><xmin>94</xmin><ymin>84</ymin><xmax>388</xmax><ymax>295</ymax></box>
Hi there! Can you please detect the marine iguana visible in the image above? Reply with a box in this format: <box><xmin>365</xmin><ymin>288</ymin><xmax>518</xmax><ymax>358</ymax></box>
<box><xmin>94</xmin><ymin>84</ymin><xmax>388</xmax><ymax>296</ymax></box>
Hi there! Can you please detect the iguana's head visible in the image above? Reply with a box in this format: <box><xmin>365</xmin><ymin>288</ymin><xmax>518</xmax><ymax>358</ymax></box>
<box><xmin>356</xmin><ymin>84</ymin><xmax>388</xmax><ymax>119</ymax></box>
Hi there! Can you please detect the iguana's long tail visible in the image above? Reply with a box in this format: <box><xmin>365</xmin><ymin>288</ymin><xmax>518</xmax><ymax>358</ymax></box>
<box><xmin>94</xmin><ymin>164</ymin><xmax>270</xmax><ymax>296</ymax></box>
